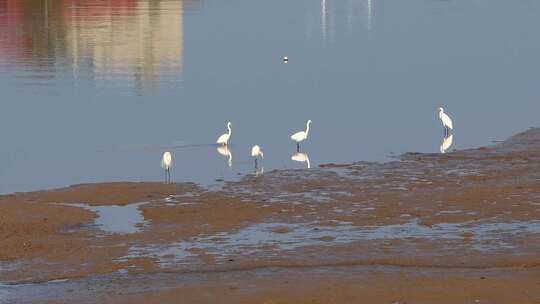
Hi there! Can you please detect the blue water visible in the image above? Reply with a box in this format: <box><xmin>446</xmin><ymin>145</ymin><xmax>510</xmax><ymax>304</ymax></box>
<box><xmin>121</xmin><ymin>219</ymin><xmax>540</xmax><ymax>266</ymax></box>
<box><xmin>0</xmin><ymin>0</ymin><xmax>539</xmax><ymax>193</ymax></box>
<box><xmin>68</xmin><ymin>202</ymin><xmax>148</xmax><ymax>234</ymax></box>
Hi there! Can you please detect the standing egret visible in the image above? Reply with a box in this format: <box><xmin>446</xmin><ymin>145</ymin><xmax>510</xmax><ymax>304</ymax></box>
<box><xmin>161</xmin><ymin>151</ymin><xmax>172</xmax><ymax>183</ymax></box>
<box><xmin>290</xmin><ymin>120</ymin><xmax>312</xmax><ymax>152</ymax></box>
<box><xmin>217</xmin><ymin>122</ymin><xmax>232</xmax><ymax>146</ymax></box>
<box><xmin>291</xmin><ymin>152</ymin><xmax>310</xmax><ymax>169</ymax></box>
<box><xmin>217</xmin><ymin>145</ymin><xmax>233</xmax><ymax>168</ymax></box>
<box><xmin>440</xmin><ymin>134</ymin><xmax>454</xmax><ymax>154</ymax></box>
<box><xmin>251</xmin><ymin>145</ymin><xmax>264</xmax><ymax>169</ymax></box>
<box><xmin>438</xmin><ymin>107</ymin><xmax>453</xmax><ymax>136</ymax></box>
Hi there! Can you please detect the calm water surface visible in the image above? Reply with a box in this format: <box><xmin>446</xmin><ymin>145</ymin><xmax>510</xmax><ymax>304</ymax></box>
<box><xmin>0</xmin><ymin>0</ymin><xmax>539</xmax><ymax>193</ymax></box>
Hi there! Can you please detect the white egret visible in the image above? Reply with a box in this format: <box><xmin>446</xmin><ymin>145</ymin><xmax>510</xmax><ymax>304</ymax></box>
<box><xmin>283</xmin><ymin>56</ymin><xmax>289</xmax><ymax>64</ymax></box>
<box><xmin>161</xmin><ymin>151</ymin><xmax>172</xmax><ymax>183</ymax></box>
<box><xmin>217</xmin><ymin>122</ymin><xmax>232</xmax><ymax>146</ymax></box>
<box><xmin>251</xmin><ymin>145</ymin><xmax>264</xmax><ymax>169</ymax></box>
<box><xmin>290</xmin><ymin>120</ymin><xmax>312</xmax><ymax>152</ymax></box>
<box><xmin>438</xmin><ymin>107</ymin><xmax>453</xmax><ymax>136</ymax></box>
<box><xmin>291</xmin><ymin>152</ymin><xmax>310</xmax><ymax>169</ymax></box>
<box><xmin>217</xmin><ymin>145</ymin><xmax>233</xmax><ymax>168</ymax></box>
<box><xmin>440</xmin><ymin>134</ymin><xmax>454</xmax><ymax>154</ymax></box>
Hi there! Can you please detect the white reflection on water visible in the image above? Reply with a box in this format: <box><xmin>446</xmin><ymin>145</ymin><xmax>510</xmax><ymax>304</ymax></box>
<box><xmin>253</xmin><ymin>166</ymin><xmax>264</xmax><ymax>177</ymax></box>
<box><xmin>440</xmin><ymin>134</ymin><xmax>454</xmax><ymax>153</ymax></box>
<box><xmin>321</xmin><ymin>0</ymin><xmax>327</xmax><ymax>40</ymax></box>
<box><xmin>217</xmin><ymin>146</ymin><xmax>233</xmax><ymax>168</ymax></box>
<box><xmin>292</xmin><ymin>152</ymin><xmax>311</xmax><ymax>169</ymax></box>
<box><xmin>367</xmin><ymin>0</ymin><xmax>373</xmax><ymax>31</ymax></box>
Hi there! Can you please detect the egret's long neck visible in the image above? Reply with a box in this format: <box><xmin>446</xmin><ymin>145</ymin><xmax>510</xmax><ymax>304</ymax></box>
<box><xmin>439</xmin><ymin>109</ymin><xmax>444</xmax><ymax>118</ymax></box>
<box><xmin>305</xmin><ymin>122</ymin><xmax>310</xmax><ymax>136</ymax></box>
<box><xmin>228</xmin><ymin>125</ymin><xmax>232</xmax><ymax>135</ymax></box>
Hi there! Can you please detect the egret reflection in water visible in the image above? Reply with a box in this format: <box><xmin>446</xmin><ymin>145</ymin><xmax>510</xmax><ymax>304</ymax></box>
<box><xmin>440</xmin><ymin>134</ymin><xmax>454</xmax><ymax>154</ymax></box>
<box><xmin>254</xmin><ymin>166</ymin><xmax>264</xmax><ymax>177</ymax></box>
<box><xmin>217</xmin><ymin>146</ymin><xmax>233</xmax><ymax>168</ymax></box>
<box><xmin>291</xmin><ymin>152</ymin><xmax>311</xmax><ymax>169</ymax></box>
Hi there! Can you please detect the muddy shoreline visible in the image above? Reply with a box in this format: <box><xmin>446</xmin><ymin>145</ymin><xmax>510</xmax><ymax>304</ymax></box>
<box><xmin>1</xmin><ymin>129</ymin><xmax>540</xmax><ymax>303</ymax></box>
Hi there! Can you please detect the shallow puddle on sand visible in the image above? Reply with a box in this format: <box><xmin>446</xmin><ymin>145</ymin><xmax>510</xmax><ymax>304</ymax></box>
<box><xmin>121</xmin><ymin>220</ymin><xmax>540</xmax><ymax>266</ymax></box>
<box><xmin>69</xmin><ymin>202</ymin><xmax>148</xmax><ymax>234</ymax></box>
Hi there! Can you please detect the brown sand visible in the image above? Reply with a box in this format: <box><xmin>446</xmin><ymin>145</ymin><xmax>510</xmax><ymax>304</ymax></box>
<box><xmin>106</xmin><ymin>267</ymin><xmax>540</xmax><ymax>304</ymax></box>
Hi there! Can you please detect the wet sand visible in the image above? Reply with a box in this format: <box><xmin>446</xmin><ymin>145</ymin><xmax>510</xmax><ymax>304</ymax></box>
<box><xmin>1</xmin><ymin>129</ymin><xmax>540</xmax><ymax>303</ymax></box>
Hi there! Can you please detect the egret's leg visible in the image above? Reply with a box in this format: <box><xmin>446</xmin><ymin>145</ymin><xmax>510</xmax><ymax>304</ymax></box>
<box><xmin>255</xmin><ymin>158</ymin><xmax>258</xmax><ymax>170</ymax></box>
<box><xmin>297</xmin><ymin>142</ymin><xmax>300</xmax><ymax>152</ymax></box>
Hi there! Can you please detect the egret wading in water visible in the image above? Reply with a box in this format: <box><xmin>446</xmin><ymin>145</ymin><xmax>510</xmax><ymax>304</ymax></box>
<box><xmin>290</xmin><ymin>120</ymin><xmax>312</xmax><ymax>152</ymax></box>
<box><xmin>217</xmin><ymin>122</ymin><xmax>232</xmax><ymax>146</ymax></box>
<box><xmin>161</xmin><ymin>151</ymin><xmax>172</xmax><ymax>183</ymax></box>
<box><xmin>251</xmin><ymin>145</ymin><xmax>264</xmax><ymax>169</ymax></box>
<box><xmin>438</xmin><ymin>107</ymin><xmax>453</xmax><ymax>136</ymax></box>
